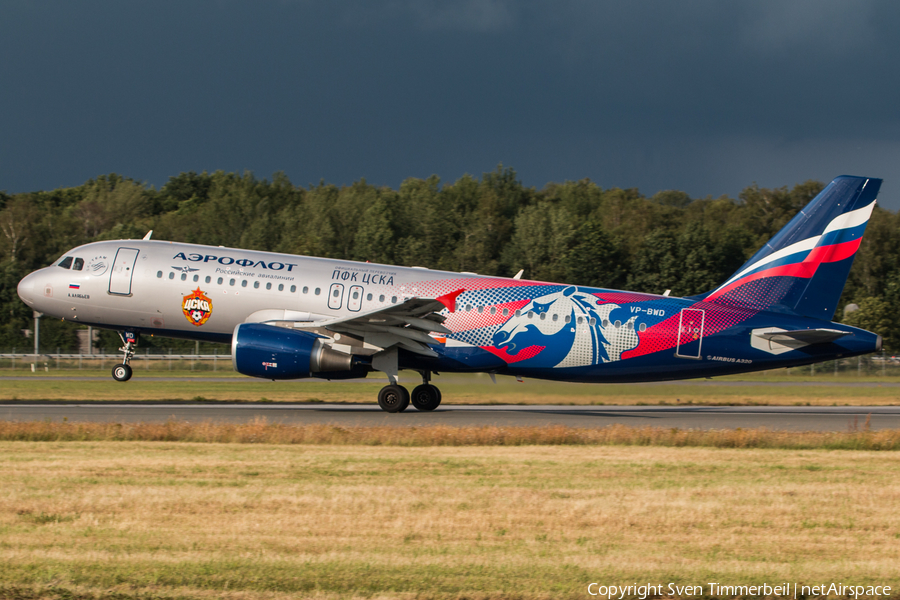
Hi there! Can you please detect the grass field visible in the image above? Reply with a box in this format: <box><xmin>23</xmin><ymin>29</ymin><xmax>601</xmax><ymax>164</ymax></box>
<box><xmin>3</xmin><ymin>420</ymin><xmax>900</xmax><ymax>450</ymax></box>
<box><xmin>1</xmin><ymin>440</ymin><xmax>899</xmax><ymax>599</ymax></box>
<box><xmin>2</xmin><ymin>370</ymin><xmax>900</xmax><ymax>405</ymax></box>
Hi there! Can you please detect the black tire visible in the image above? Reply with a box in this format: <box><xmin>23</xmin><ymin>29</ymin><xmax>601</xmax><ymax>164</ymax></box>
<box><xmin>410</xmin><ymin>384</ymin><xmax>442</xmax><ymax>411</ymax></box>
<box><xmin>378</xmin><ymin>384</ymin><xmax>410</xmax><ymax>413</ymax></box>
<box><xmin>112</xmin><ymin>363</ymin><xmax>133</xmax><ymax>382</ymax></box>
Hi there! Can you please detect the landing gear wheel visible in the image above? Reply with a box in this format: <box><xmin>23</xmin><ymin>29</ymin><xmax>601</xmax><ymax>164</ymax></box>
<box><xmin>378</xmin><ymin>384</ymin><xmax>410</xmax><ymax>413</ymax></box>
<box><xmin>112</xmin><ymin>363</ymin><xmax>133</xmax><ymax>382</ymax></box>
<box><xmin>112</xmin><ymin>331</ymin><xmax>138</xmax><ymax>382</ymax></box>
<box><xmin>411</xmin><ymin>384</ymin><xmax>442</xmax><ymax>411</ymax></box>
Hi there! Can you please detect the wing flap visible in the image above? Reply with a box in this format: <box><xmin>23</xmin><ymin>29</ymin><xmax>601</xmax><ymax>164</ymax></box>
<box><xmin>289</xmin><ymin>294</ymin><xmax>462</xmax><ymax>357</ymax></box>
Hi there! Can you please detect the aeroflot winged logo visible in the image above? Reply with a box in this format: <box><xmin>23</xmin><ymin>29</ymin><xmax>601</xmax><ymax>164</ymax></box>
<box><xmin>182</xmin><ymin>288</ymin><xmax>213</xmax><ymax>326</ymax></box>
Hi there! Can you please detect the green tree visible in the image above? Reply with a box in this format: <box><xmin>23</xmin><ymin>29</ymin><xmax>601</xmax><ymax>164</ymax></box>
<box><xmin>843</xmin><ymin>297</ymin><xmax>900</xmax><ymax>352</ymax></box>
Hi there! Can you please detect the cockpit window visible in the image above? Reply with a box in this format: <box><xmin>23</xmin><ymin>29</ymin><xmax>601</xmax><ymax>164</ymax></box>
<box><xmin>58</xmin><ymin>257</ymin><xmax>73</xmax><ymax>269</ymax></box>
<box><xmin>72</xmin><ymin>258</ymin><xmax>84</xmax><ymax>271</ymax></box>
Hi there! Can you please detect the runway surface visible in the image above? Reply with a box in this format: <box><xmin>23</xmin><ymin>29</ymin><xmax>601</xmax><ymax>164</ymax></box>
<box><xmin>1</xmin><ymin>403</ymin><xmax>898</xmax><ymax>431</ymax></box>
<box><xmin>3</xmin><ymin>375</ymin><xmax>900</xmax><ymax>387</ymax></box>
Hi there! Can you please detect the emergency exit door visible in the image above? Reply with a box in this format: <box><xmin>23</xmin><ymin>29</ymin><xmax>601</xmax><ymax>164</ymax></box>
<box><xmin>328</xmin><ymin>283</ymin><xmax>345</xmax><ymax>310</ymax></box>
<box><xmin>108</xmin><ymin>248</ymin><xmax>139</xmax><ymax>295</ymax></box>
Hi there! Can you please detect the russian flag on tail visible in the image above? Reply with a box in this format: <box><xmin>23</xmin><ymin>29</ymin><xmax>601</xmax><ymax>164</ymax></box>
<box><xmin>700</xmin><ymin>176</ymin><xmax>880</xmax><ymax>319</ymax></box>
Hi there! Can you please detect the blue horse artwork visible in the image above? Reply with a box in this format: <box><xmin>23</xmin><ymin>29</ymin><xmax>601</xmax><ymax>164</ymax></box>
<box><xmin>491</xmin><ymin>287</ymin><xmax>639</xmax><ymax>368</ymax></box>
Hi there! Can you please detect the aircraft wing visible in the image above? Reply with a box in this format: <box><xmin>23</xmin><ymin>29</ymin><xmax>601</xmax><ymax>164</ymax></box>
<box><xmin>279</xmin><ymin>290</ymin><xmax>463</xmax><ymax>357</ymax></box>
<box><xmin>753</xmin><ymin>328</ymin><xmax>851</xmax><ymax>345</ymax></box>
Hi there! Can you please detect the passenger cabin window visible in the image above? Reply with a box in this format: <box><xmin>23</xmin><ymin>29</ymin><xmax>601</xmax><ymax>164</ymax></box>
<box><xmin>278</xmin><ymin>284</ymin><xmax>284</xmax><ymax>291</ymax></box>
<box><xmin>302</xmin><ymin>286</ymin><xmax>309</xmax><ymax>294</ymax></box>
<box><xmin>193</xmin><ymin>275</ymin><xmax>199</xmax><ymax>282</ymax></box>
<box><xmin>58</xmin><ymin>257</ymin><xmax>73</xmax><ymax>269</ymax></box>
<box><xmin>266</xmin><ymin>283</ymin><xmax>272</xmax><ymax>290</ymax></box>
<box><xmin>181</xmin><ymin>273</ymin><xmax>187</xmax><ymax>281</ymax></box>
<box><xmin>156</xmin><ymin>271</ymin><xmax>163</xmax><ymax>278</ymax></box>
<box><xmin>290</xmin><ymin>285</ymin><xmax>296</xmax><ymax>293</ymax></box>
<box><xmin>315</xmin><ymin>288</ymin><xmax>321</xmax><ymax>295</ymax></box>
<box><xmin>168</xmin><ymin>272</ymin><xmax>175</xmax><ymax>280</ymax></box>
<box><xmin>254</xmin><ymin>281</ymin><xmax>260</xmax><ymax>289</ymax></box>
<box><xmin>639</xmin><ymin>323</ymin><xmax>647</xmax><ymax>332</ymax></box>
<box><xmin>217</xmin><ymin>277</ymin><xmax>223</xmax><ymax>285</ymax></box>
<box><xmin>242</xmin><ymin>280</ymin><xmax>248</xmax><ymax>287</ymax></box>
<box><xmin>205</xmin><ymin>276</ymin><xmax>211</xmax><ymax>284</ymax></box>
<box><xmin>72</xmin><ymin>258</ymin><xmax>84</xmax><ymax>271</ymax></box>
<box><xmin>366</xmin><ymin>293</ymin><xmax>373</xmax><ymax>301</ymax></box>
<box><xmin>229</xmin><ymin>279</ymin><xmax>235</xmax><ymax>286</ymax></box>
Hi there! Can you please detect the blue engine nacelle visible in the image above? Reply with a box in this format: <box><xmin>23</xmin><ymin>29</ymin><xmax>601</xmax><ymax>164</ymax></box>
<box><xmin>232</xmin><ymin>323</ymin><xmax>360</xmax><ymax>380</ymax></box>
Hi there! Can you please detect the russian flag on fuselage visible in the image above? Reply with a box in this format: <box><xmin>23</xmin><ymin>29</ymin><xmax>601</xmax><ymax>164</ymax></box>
<box><xmin>702</xmin><ymin>176</ymin><xmax>880</xmax><ymax>319</ymax></box>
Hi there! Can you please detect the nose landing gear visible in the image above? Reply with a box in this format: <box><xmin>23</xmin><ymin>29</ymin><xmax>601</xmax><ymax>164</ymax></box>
<box><xmin>111</xmin><ymin>331</ymin><xmax>138</xmax><ymax>382</ymax></box>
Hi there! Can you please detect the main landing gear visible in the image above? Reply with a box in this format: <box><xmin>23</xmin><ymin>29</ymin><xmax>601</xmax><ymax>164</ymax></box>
<box><xmin>112</xmin><ymin>331</ymin><xmax>138</xmax><ymax>382</ymax></box>
<box><xmin>377</xmin><ymin>371</ymin><xmax>442</xmax><ymax>413</ymax></box>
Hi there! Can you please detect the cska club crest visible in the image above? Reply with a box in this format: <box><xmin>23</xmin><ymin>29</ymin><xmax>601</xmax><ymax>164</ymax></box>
<box><xmin>182</xmin><ymin>288</ymin><xmax>213</xmax><ymax>326</ymax></box>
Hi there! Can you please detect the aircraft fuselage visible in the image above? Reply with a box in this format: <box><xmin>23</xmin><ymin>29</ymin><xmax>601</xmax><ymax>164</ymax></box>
<box><xmin>17</xmin><ymin>239</ymin><xmax>880</xmax><ymax>384</ymax></box>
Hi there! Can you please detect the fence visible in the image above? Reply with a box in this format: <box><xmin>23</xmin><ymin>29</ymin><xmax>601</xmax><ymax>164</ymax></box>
<box><xmin>0</xmin><ymin>351</ymin><xmax>233</xmax><ymax>372</ymax></box>
<box><xmin>1</xmin><ymin>350</ymin><xmax>899</xmax><ymax>376</ymax></box>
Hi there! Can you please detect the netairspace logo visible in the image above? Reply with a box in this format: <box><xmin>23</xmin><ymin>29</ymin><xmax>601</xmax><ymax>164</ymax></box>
<box><xmin>586</xmin><ymin>582</ymin><xmax>893</xmax><ymax>599</ymax></box>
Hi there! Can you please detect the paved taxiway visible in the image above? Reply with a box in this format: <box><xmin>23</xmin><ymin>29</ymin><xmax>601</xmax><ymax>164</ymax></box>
<box><xmin>2</xmin><ymin>403</ymin><xmax>899</xmax><ymax>431</ymax></box>
<box><xmin>5</xmin><ymin>376</ymin><xmax>900</xmax><ymax>387</ymax></box>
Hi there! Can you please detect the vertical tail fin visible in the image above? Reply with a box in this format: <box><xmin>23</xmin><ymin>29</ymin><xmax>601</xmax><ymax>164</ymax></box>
<box><xmin>702</xmin><ymin>175</ymin><xmax>880</xmax><ymax>319</ymax></box>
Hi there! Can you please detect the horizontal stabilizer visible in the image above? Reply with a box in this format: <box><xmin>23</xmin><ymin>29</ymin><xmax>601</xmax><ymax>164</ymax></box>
<box><xmin>754</xmin><ymin>328</ymin><xmax>851</xmax><ymax>345</ymax></box>
<box><xmin>751</xmin><ymin>327</ymin><xmax>851</xmax><ymax>355</ymax></box>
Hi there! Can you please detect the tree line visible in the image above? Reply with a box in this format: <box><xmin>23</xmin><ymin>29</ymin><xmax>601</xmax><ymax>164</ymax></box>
<box><xmin>1</xmin><ymin>167</ymin><xmax>898</xmax><ymax>351</ymax></box>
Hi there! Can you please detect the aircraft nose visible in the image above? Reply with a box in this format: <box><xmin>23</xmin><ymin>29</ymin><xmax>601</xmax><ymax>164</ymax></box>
<box><xmin>17</xmin><ymin>272</ymin><xmax>36</xmax><ymax>305</ymax></box>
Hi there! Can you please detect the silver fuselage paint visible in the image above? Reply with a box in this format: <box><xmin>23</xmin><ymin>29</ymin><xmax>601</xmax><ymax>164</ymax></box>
<box><xmin>16</xmin><ymin>240</ymin><xmax>489</xmax><ymax>339</ymax></box>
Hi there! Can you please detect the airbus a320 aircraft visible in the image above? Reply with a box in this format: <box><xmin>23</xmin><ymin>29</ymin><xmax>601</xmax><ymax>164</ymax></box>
<box><xmin>17</xmin><ymin>175</ymin><xmax>882</xmax><ymax>412</ymax></box>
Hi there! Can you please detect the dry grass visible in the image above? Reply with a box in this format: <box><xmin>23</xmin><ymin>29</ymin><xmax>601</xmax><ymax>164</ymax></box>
<box><xmin>0</xmin><ymin>418</ymin><xmax>899</xmax><ymax>450</ymax></box>
<box><xmin>1</xmin><ymin>442</ymin><xmax>900</xmax><ymax>599</ymax></box>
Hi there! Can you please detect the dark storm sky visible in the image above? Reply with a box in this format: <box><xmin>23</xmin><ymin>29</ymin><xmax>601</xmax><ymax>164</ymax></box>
<box><xmin>3</xmin><ymin>1</ymin><xmax>900</xmax><ymax>208</ymax></box>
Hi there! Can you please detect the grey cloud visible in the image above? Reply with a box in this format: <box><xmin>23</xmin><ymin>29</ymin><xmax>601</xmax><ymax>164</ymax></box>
<box><xmin>737</xmin><ymin>1</ymin><xmax>878</xmax><ymax>55</ymax></box>
<box><xmin>404</xmin><ymin>0</ymin><xmax>515</xmax><ymax>32</ymax></box>
<box><xmin>2</xmin><ymin>0</ymin><xmax>900</xmax><ymax>209</ymax></box>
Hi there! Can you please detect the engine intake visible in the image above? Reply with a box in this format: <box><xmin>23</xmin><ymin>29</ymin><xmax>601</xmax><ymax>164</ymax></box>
<box><xmin>232</xmin><ymin>322</ymin><xmax>360</xmax><ymax>379</ymax></box>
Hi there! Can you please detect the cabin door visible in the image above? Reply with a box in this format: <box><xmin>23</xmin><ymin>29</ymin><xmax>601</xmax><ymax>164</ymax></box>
<box><xmin>675</xmin><ymin>308</ymin><xmax>705</xmax><ymax>359</ymax></box>
<box><xmin>108</xmin><ymin>248</ymin><xmax>139</xmax><ymax>296</ymax></box>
